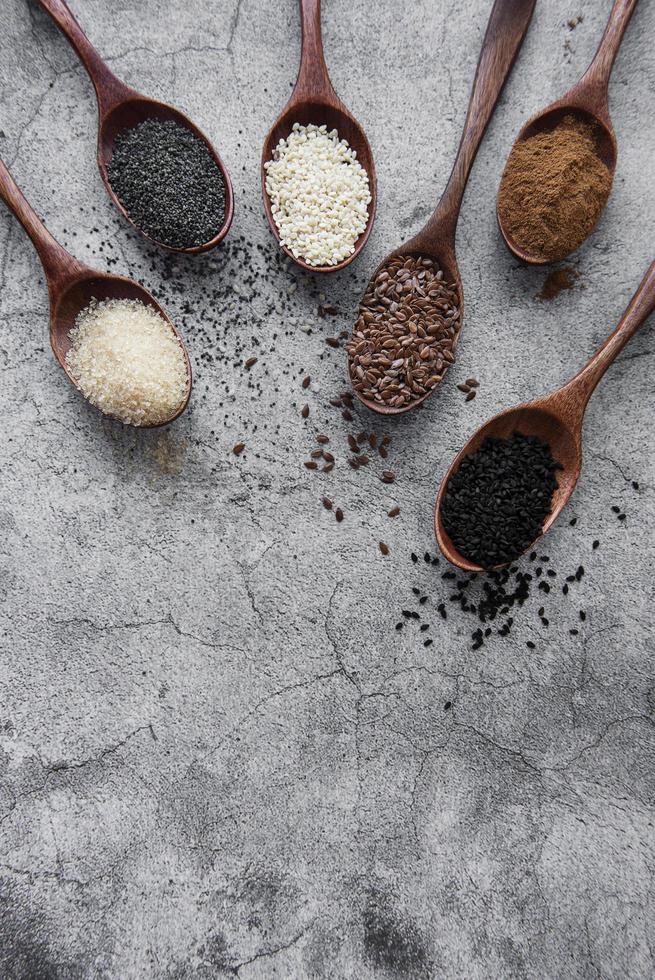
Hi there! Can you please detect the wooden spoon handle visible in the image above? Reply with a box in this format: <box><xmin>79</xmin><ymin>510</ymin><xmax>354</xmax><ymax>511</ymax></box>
<box><xmin>564</xmin><ymin>260</ymin><xmax>655</xmax><ymax>410</ymax></box>
<box><xmin>35</xmin><ymin>0</ymin><xmax>131</xmax><ymax>114</ymax></box>
<box><xmin>422</xmin><ymin>0</ymin><xmax>536</xmax><ymax>243</ymax></box>
<box><xmin>577</xmin><ymin>0</ymin><xmax>639</xmax><ymax>106</ymax></box>
<box><xmin>293</xmin><ymin>0</ymin><xmax>337</xmax><ymax>102</ymax></box>
<box><xmin>0</xmin><ymin>157</ymin><xmax>81</xmax><ymax>288</ymax></box>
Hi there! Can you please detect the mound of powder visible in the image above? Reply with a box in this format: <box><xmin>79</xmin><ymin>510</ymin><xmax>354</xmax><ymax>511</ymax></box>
<box><xmin>497</xmin><ymin>114</ymin><xmax>612</xmax><ymax>262</ymax></box>
<box><xmin>265</xmin><ymin>123</ymin><xmax>371</xmax><ymax>267</ymax></box>
<box><xmin>66</xmin><ymin>298</ymin><xmax>188</xmax><ymax>426</ymax></box>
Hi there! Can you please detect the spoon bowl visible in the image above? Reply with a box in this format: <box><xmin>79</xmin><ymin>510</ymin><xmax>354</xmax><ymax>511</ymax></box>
<box><xmin>351</xmin><ymin>243</ymin><xmax>463</xmax><ymax>416</ymax></box>
<box><xmin>435</xmin><ymin>400</ymin><xmax>581</xmax><ymax>572</ymax></box>
<box><xmin>497</xmin><ymin>0</ymin><xmax>637</xmax><ymax>265</ymax></box>
<box><xmin>0</xmin><ymin>158</ymin><xmax>191</xmax><ymax>428</ymax></box>
<box><xmin>36</xmin><ymin>0</ymin><xmax>233</xmax><ymax>254</ymax></box>
<box><xmin>347</xmin><ymin>0</ymin><xmax>537</xmax><ymax>415</ymax></box>
<box><xmin>260</xmin><ymin>0</ymin><xmax>377</xmax><ymax>274</ymax></box>
<box><xmin>435</xmin><ymin>259</ymin><xmax>655</xmax><ymax>570</ymax></box>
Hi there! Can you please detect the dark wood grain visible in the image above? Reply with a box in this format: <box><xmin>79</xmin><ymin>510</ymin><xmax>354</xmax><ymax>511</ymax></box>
<box><xmin>36</xmin><ymin>0</ymin><xmax>234</xmax><ymax>255</ymax></box>
<box><xmin>260</xmin><ymin>0</ymin><xmax>377</xmax><ymax>274</ymax></box>
<box><xmin>350</xmin><ymin>0</ymin><xmax>536</xmax><ymax>416</ymax></box>
<box><xmin>435</xmin><ymin>260</ymin><xmax>655</xmax><ymax>570</ymax></box>
<box><xmin>497</xmin><ymin>0</ymin><xmax>639</xmax><ymax>265</ymax></box>
<box><xmin>0</xmin><ymin>157</ymin><xmax>191</xmax><ymax>426</ymax></box>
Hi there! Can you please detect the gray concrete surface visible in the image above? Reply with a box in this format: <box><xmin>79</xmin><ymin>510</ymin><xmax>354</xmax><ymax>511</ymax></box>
<box><xmin>1</xmin><ymin>0</ymin><xmax>654</xmax><ymax>977</ymax></box>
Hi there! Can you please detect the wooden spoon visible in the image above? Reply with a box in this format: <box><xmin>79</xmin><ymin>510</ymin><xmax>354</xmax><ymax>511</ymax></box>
<box><xmin>260</xmin><ymin>0</ymin><xmax>377</xmax><ymax>273</ymax></box>
<box><xmin>435</xmin><ymin>259</ymin><xmax>655</xmax><ymax>571</ymax></box>
<box><xmin>348</xmin><ymin>0</ymin><xmax>536</xmax><ymax>416</ymax></box>
<box><xmin>497</xmin><ymin>0</ymin><xmax>638</xmax><ymax>264</ymax></box>
<box><xmin>35</xmin><ymin>0</ymin><xmax>234</xmax><ymax>254</ymax></box>
<box><xmin>0</xmin><ymin>157</ymin><xmax>191</xmax><ymax>427</ymax></box>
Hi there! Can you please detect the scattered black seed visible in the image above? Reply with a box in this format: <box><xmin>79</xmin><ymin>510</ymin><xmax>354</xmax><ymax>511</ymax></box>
<box><xmin>579</xmin><ymin>610</ymin><xmax>586</xmax><ymax>621</ymax></box>
<box><xmin>526</xmin><ymin>641</ymin><xmax>536</xmax><ymax>649</ymax></box>
<box><xmin>570</xmin><ymin>517</ymin><xmax>577</xmax><ymax>526</ymax></box>
<box><xmin>106</xmin><ymin>118</ymin><xmax>226</xmax><ymax>248</ymax></box>
<box><xmin>411</xmin><ymin>553</ymin><xmax>418</xmax><ymax>564</ymax></box>
<box><xmin>618</xmin><ymin>513</ymin><xmax>626</xmax><ymax>521</ymax></box>
<box><xmin>444</xmin><ymin>701</ymin><xmax>452</xmax><ymax>710</ymax></box>
<box><xmin>424</xmin><ymin>639</ymin><xmax>433</xmax><ymax>648</ymax></box>
<box><xmin>592</xmin><ymin>540</ymin><xmax>599</xmax><ymax>549</ymax></box>
<box><xmin>570</xmin><ymin>628</ymin><xmax>579</xmax><ymax>635</ymax></box>
<box><xmin>611</xmin><ymin>505</ymin><xmax>620</xmax><ymax>513</ymax></box>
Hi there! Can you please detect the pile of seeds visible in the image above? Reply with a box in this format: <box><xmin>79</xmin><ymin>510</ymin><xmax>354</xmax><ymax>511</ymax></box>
<box><xmin>264</xmin><ymin>123</ymin><xmax>371</xmax><ymax>267</ymax></box>
<box><xmin>107</xmin><ymin>119</ymin><xmax>226</xmax><ymax>248</ymax></box>
<box><xmin>347</xmin><ymin>255</ymin><xmax>461</xmax><ymax>408</ymax></box>
<box><xmin>440</xmin><ymin>432</ymin><xmax>562</xmax><ymax>568</ymax></box>
<box><xmin>65</xmin><ymin>297</ymin><xmax>188</xmax><ymax>426</ymax></box>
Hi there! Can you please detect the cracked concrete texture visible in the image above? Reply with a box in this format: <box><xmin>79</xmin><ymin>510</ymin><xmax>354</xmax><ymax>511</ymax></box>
<box><xmin>0</xmin><ymin>0</ymin><xmax>654</xmax><ymax>976</ymax></box>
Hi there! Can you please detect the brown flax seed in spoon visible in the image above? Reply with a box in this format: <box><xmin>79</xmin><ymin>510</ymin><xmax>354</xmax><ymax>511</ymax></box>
<box><xmin>346</xmin><ymin>0</ymin><xmax>537</xmax><ymax>416</ymax></box>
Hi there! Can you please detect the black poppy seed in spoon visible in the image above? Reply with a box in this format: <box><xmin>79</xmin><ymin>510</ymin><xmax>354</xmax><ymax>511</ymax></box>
<box><xmin>107</xmin><ymin>118</ymin><xmax>225</xmax><ymax>248</ymax></box>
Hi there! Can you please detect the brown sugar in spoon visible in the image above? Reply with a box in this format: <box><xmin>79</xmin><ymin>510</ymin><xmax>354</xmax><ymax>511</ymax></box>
<box><xmin>497</xmin><ymin>0</ymin><xmax>639</xmax><ymax>264</ymax></box>
<box><xmin>435</xmin><ymin>259</ymin><xmax>655</xmax><ymax>571</ymax></box>
<box><xmin>347</xmin><ymin>0</ymin><xmax>536</xmax><ymax>416</ymax></box>
<box><xmin>260</xmin><ymin>0</ymin><xmax>377</xmax><ymax>273</ymax></box>
<box><xmin>35</xmin><ymin>0</ymin><xmax>234</xmax><ymax>254</ymax></box>
<box><xmin>0</xmin><ymin>157</ymin><xmax>191</xmax><ymax>427</ymax></box>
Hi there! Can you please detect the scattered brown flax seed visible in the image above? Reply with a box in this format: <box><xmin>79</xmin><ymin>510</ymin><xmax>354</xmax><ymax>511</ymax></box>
<box><xmin>316</xmin><ymin>434</ymin><xmax>330</xmax><ymax>444</ymax></box>
<box><xmin>301</xmin><ymin>404</ymin><xmax>310</xmax><ymax>418</ymax></box>
<box><xmin>387</xmin><ymin>506</ymin><xmax>400</xmax><ymax>517</ymax></box>
<box><xmin>379</xmin><ymin>542</ymin><xmax>390</xmax><ymax>555</ymax></box>
<box><xmin>310</xmin><ymin>449</ymin><xmax>323</xmax><ymax>459</ymax></box>
<box><xmin>326</xmin><ymin>337</ymin><xmax>340</xmax><ymax>348</ymax></box>
<box><xmin>304</xmin><ymin>461</ymin><xmax>318</xmax><ymax>470</ymax></box>
<box><xmin>232</xmin><ymin>442</ymin><xmax>245</xmax><ymax>455</ymax></box>
<box><xmin>323</xmin><ymin>462</ymin><xmax>334</xmax><ymax>473</ymax></box>
<box><xmin>302</xmin><ymin>376</ymin><xmax>311</xmax><ymax>389</ymax></box>
<box><xmin>347</xmin><ymin>435</ymin><xmax>358</xmax><ymax>452</ymax></box>
<box><xmin>244</xmin><ymin>357</ymin><xmax>258</xmax><ymax>369</ymax></box>
<box><xmin>342</xmin><ymin>409</ymin><xmax>353</xmax><ymax>422</ymax></box>
<box><xmin>322</xmin><ymin>497</ymin><xmax>333</xmax><ymax>510</ymax></box>
<box><xmin>457</xmin><ymin>383</ymin><xmax>470</xmax><ymax>393</ymax></box>
<box><xmin>348</xmin><ymin>459</ymin><xmax>360</xmax><ymax>470</ymax></box>
<box><xmin>465</xmin><ymin>390</ymin><xmax>476</xmax><ymax>401</ymax></box>
<box><xmin>323</xmin><ymin>451</ymin><xmax>334</xmax><ymax>463</ymax></box>
<box><xmin>382</xmin><ymin>470</ymin><xmax>396</xmax><ymax>484</ymax></box>
<box><xmin>356</xmin><ymin>455</ymin><xmax>369</xmax><ymax>466</ymax></box>
<box><xmin>379</xmin><ymin>446</ymin><xmax>388</xmax><ymax>459</ymax></box>
<box><xmin>335</xmin><ymin>508</ymin><xmax>344</xmax><ymax>522</ymax></box>
<box><xmin>465</xmin><ymin>378</ymin><xmax>479</xmax><ymax>388</ymax></box>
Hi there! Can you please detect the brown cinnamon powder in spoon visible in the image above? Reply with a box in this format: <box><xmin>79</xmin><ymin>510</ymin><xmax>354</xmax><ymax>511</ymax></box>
<box><xmin>498</xmin><ymin>114</ymin><xmax>612</xmax><ymax>262</ymax></box>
